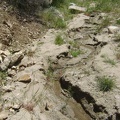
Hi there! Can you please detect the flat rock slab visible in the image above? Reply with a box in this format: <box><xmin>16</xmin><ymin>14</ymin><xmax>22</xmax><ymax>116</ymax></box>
<box><xmin>68</xmin><ymin>14</ymin><xmax>89</xmax><ymax>30</ymax></box>
<box><xmin>0</xmin><ymin>111</ymin><xmax>9</xmax><ymax>120</ymax></box>
<box><xmin>18</xmin><ymin>74</ymin><xmax>31</xmax><ymax>83</ymax></box>
<box><xmin>69</xmin><ymin>5</ymin><xmax>86</xmax><ymax>12</ymax></box>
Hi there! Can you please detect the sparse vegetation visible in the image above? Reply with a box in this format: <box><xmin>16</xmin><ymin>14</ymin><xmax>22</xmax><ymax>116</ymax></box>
<box><xmin>55</xmin><ymin>18</ymin><xmax>66</xmax><ymax>28</ymax></box>
<box><xmin>0</xmin><ymin>71</ymin><xmax>7</xmax><ymax>80</ymax></box>
<box><xmin>87</xmin><ymin>0</ymin><xmax>120</xmax><ymax>13</ymax></box>
<box><xmin>69</xmin><ymin>41</ymin><xmax>79</xmax><ymax>49</ymax></box>
<box><xmin>70</xmin><ymin>49</ymin><xmax>83</xmax><ymax>57</ymax></box>
<box><xmin>39</xmin><ymin>8</ymin><xmax>66</xmax><ymax>29</ymax></box>
<box><xmin>104</xmin><ymin>58</ymin><xmax>116</xmax><ymax>66</ymax></box>
<box><xmin>0</xmin><ymin>71</ymin><xmax>7</xmax><ymax>86</ymax></box>
<box><xmin>55</xmin><ymin>35</ymin><xmax>64</xmax><ymax>45</ymax></box>
<box><xmin>101</xmin><ymin>54</ymin><xmax>116</xmax><ymax>66</ymax></box>
<box><xmin>116</xmin><ymin>19</ymin><xmax>120</xmax><ymax>25</ymax></box>
<box><xmin>97</xmin><ymin>17</ymin><xmax>111</xmax><ymax>32</ymax></box>
<box><xmin>97</xmin><ymin>76</ymin><xmax>115</xmax><ymax>92</ymax></box>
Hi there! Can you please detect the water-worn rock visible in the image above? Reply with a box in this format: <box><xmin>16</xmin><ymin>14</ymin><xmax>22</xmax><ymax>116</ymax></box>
<box><xmin>0</xmin><ymin>51</ymin><xmax>24</xmax><ymax>71</ymax></box>
<box><xmin>0</xmin><ymin>111</ymin><xmax>9</xmax><ymax>120</ymax></box>
<box><xmin>18</xmin><ymin>74</ymin><xmax>31</xmax><ymax>83</ymax></box>
<box><xmin>8</xmin><ymin>108</ymin><xmax>31</xmax><ymax>120</ymax></box>
<box><xmin>0</xmin><ymin>50</ymin><xmax>11</xmax><ymax>56</ymax></box>
<box><xmin>9</xmin><ymin>51</ymin><xmax>24</xmax><ymax>67</ymax></box>
<box><xmin>0</xmin><ymin>57</ymin><xmax>10</xmax><ymax>71</ymax></box>
<box><xmin>8</xmin><ymin>69</ymin><xmax>16</xmax><ymax>77</ymax></box>
<box><xmin>69</xmin><ymin>4</ymin><xmax>86</xmax><ymax>12</ymax></box>
<box><xmin>108</xmin><ymin>26</ymin><xmax>119</xmax><ymax>34</ymax></box>
<box><xmin>12</xmin><ymin>104</ymin><xmax>21</xmax><ymax>110</ymax></box>
<box><xmin>2</xmin><ymin>85</ymin><xmax>15</xmax><ymax>92</ymax></box>
<box><xmin>68</xmin><ymin>14</ymin><xmax>89</xmax><ymax>30</ymax></box>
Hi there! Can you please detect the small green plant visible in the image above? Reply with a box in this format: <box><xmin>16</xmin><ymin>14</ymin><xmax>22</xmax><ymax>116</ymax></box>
<box><xmin>97</xmin><ymin>17</ymin><xmax>111</xmax><ymax>32</ymax></box>
<box><xmin>116</xmin><ymin>19</ymin><xmax>120</xmax><ymax>24</ymax></box>
<box><xmin>55</xmin><ymin>18</ymin><xmax>66</xmax><ymax>29</ymax></box>
<box><xmin>0</xmin><ymin>71</ymin><xmax>7</xmax><ymax>80</ymax></box>
<box><xmin>104</xmin><ymin>58</ymin><xmax>116</xmax><ymax>66</ymax></box>
<box><xmin>0</xmin><ymin>71</ymin><xmax>7</xmax><ymax>86</ymax></box>
<box><xmin>101</xmin><ymin>54</ymin><xmax>116</xmax><ymax>66</ymax></box>
<box><xmin>55</xmin><ymin>35</ymin><xmax>64</xmax><ymax>45</ymax></box>
<box><xmin>40</xmin><ymin>9</ymin><xmax>66</xmax><ymax>29</ymax></box>
<box><xmin>69</xmin><ymin>41</ymin><xmax>79</xmax><ymax>49</ymax></box>
<box><xmin>70</xmin><ymin>49</ymin><xmax>82</xmax><ymax>57</ymax></box>
<box><xmin>97</xmin><ymin>76</ymin><xmax>115</xmax><ymax>92</ymax></box>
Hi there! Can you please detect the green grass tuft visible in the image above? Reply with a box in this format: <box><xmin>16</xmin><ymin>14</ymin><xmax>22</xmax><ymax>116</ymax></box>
<box><xmin>0</xmin><ymin>71</ymin><xmax>7</xmax><ymax>80</ymax></box>
<box><xmin>55</xmin><ymin>35</ymin><xmax>64</xmax><ymax>45</ymax></box>
<box><xmin>116</xmin><ymin>19</ymin><xmax>120</xmax><ymax>24</ymax></box>
<box><xmin>104</xmin><ymin>58</ymin><xmax>116</xmax><ymax>66</ymax></box>
<box><xmin>70</xmin><ymin>49</ymin><xmax>82</xmax><ymax>57</ymax></box>
<box><xmin>55</xmin><ymin>18</ymin><xmax>66</xmax><ymax>28</ymax></box>
<box><xmin>97</xmin><ymin>76</ymin><xmax>115</xmax><ymax>92</ymax></box>
<box><xmin>0</xmin><ymin>71</ymin><xmax>7</xmax><ymax>86</ymax></box>
<box><xmin>101</xmin><ymin>54</ymin><xmax>116</xmax><ymax>66</ymax></box>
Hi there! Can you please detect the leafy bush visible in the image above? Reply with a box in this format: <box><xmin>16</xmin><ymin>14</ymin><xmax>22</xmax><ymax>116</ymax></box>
<box><xmin>97</xmin><ymin>76</ymin><xmax>115</xmax><ymax>92</ymax></box>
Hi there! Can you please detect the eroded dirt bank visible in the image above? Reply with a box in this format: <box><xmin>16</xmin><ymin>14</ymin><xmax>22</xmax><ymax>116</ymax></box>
<box><xmin>1</xmin><ymin>1</ymin><xmax>120</xmax><ymax>120</ymax></box>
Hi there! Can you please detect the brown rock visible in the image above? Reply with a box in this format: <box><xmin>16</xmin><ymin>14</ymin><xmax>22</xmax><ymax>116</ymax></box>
<box><xmin>18</xmin><ymin>74</ymin><xmax>31</xmax><ymax>83</ymax></box>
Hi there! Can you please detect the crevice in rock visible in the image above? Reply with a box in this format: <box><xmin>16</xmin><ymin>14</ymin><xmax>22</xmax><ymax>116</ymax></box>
<box><xmin>116</xmin><ymin>113</ymin><xmax>120</xmax><ymax>120</ymax></box>
<box><xmin>60</xmin><ymin>77</ymin><xmax>110</xmax><ymax>119</ymax></box>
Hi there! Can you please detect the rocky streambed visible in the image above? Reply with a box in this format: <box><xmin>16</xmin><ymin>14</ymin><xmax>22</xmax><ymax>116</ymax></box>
<box><xmin>1</xmin><ymin>4</ymin><xmax>120</xmax><ymax>120</ymax></box>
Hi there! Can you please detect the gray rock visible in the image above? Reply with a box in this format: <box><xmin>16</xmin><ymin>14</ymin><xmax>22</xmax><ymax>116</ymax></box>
<box><xmin>0</xmin><ymin>111</ymin><xmax>9</xmax><ymax>120</ymax></box>
<box><xmin>68</xmin><ymin>14</ymin><xmax>89</xmax><ymax>30</ymax></box>
<box><xmin>9</xmin><ymin>51</ymin><xmax>24</xmax><ymax>67</ymax></box>
<box><xmin>2</xmin><ymin>85</ymin><xmax>15</xmax><ymax>92</ymax></box>
<box><xmin>12</xmin><ymin>104</ymin><xmax>21</xmax><ymax>110</ymax></box>
<box><xmin>0</xmin><ymin>51</ymin><xmax>24</xmax><ymax>70</ymax></box>
<box><xmin>8</xmin><ymin>108</ymin><xmax>31</xmax><ymax>120</ymax></box>
<box><xmin>69</xmin><ymin>4</ymin><xmax>86</xmax><ymax>12</ymax></box>
<box><xmin>108</xmin><ymin>26</ymin><xmax>119</xmax><ymax>34</ymax></box>
<box><xmin>0</xmin><ymin>50</ymin><xmax>11</xmax><ymax>56</ymax></box>
<box><xmin>0</xmin><ymin>57</ymin><xmax>10</xmax><ymax>71</ymax></box>
<box><xmin>8</xmin><ymin>69</ymin><xmax>16</xmax><ymax>77</ymax></box>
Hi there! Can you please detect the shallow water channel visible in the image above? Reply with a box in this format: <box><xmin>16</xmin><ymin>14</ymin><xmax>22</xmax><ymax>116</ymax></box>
<box><xmin>54</xmin><ymin>81</ymin><xmax>91</xmax><ymax>120</ymax></box>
